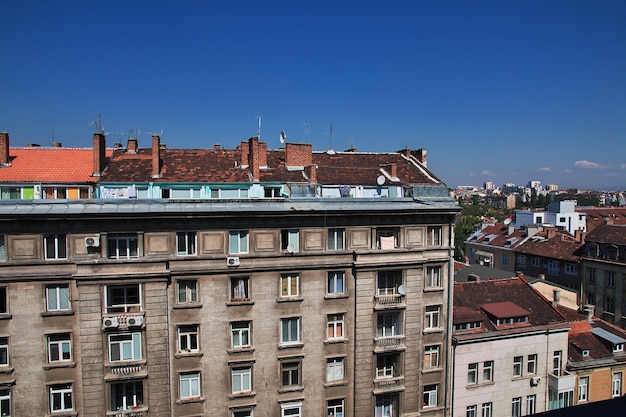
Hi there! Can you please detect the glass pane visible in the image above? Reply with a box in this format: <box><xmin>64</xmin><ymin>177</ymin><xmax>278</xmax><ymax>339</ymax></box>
<box><xmin>59</xmin><ymin>286</ymin><xmax>70</xmax><ymax>310</ymax></box>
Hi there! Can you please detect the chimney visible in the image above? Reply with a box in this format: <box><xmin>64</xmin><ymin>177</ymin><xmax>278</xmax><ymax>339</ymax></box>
<box><xmin>575</xmin><ymin>229</ymin><xmax>585</xmax><ymax>244</ymax></box>
<box><xmin>583</xmin><ymin>304</ymin><xmax>595</xmax><ymax>322</ymax></box>
<box><xmin>382</xmin><ymin>163</ymin><xmax>397</xmax><ymax>178</ymax></box>
<box><xmin>214</xmin><ymin>144</ymin><xmax>221</xmax><ymax>150</ymax></box>
<box><xmin>306</xmin><ymin>164</ymin><xmax>317</xmax><ymax>184</ymax></box>
<box><xmin>52</xmin><ymin>142</ymin><xmax>62</xmax><ymax>147</ymax></box>
<box><xmin>92</xmin><ymin>133</ymin><xmax>106</xmax><ymax>176</ymax></box>
<box><xmin>248</xmin><ymin>137</ymin><xmax>260</xmax><ymax>181</ymax></box>
<box><xmin>285</xmin><ymin>143</ymin><xmax>312</xmax><ymax>167</ymax></box>
<box><xmin>127</xmin><ymin>138</ymin><xmax>138</xmax><ymax>154</ymax></box>
<box><xmin>259</xmin><ymin>141</ymin><xmax>267</xmax><ymax>168</ymax></box>
<box><xmin>0</xmin><ymin>132</ymin><xmax>9</xmax><ymax>166</ymax></box>
<box><xmin>239</xmin><ymin>141</ymin><xmax>250</xmax><ymax>167</ymax></box>
<box><xmin>467</xmin><ymin>274</ymin><xmax>480</xmax><ymax>282</ymax></box>
<box><xmin>552</xmin><ymin>289</ymin><xmax>561</xmax><ymax>307</ymax></box>
<box><xmin>151</xmin><ymin>135</ymin><xmax>161</xmax><ymax>178</ymax></box>
<box><xmin>413</xmin><ymin>148</ymin><xmax>427</xmax><ymax>167</ymax></box>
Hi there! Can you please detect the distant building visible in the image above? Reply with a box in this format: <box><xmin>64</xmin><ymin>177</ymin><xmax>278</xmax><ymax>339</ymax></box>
<box><xmin>514</xmin><ymin>201</ymin><xmax>586</xmax><ymax>235</ymax></box>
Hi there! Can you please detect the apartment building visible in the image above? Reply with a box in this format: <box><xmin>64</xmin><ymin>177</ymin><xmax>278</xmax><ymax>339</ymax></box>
<box><xmin>452</xmin><ymin>276</ymin><xmax>573</xmax><ymax>416</ymax></box>
<box><xmin>0</xmin><ymin>133</ymin><xmax>459</xmax><ymax>417</ymax></box>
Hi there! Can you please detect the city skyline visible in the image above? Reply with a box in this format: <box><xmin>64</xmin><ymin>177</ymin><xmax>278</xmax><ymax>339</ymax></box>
<box><xmin>1</xmin><ymin>1</ymin><xmax>625</xmax><ymax>191</ymax></box>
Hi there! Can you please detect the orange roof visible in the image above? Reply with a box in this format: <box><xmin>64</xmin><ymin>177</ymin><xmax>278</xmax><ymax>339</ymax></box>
<box><xmin>0</xmin><ymin>147</ymin><xmax>111</xmax><ymax>184</ymax></box>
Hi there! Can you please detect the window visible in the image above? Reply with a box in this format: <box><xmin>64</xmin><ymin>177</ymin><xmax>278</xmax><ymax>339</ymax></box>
<box><xmin>229</xmin><ymin>231</ymin><xmax>249</xmax><ymax>254</ymax></box>
<box><xmin>210</xmin><ymin>187</ymin><xmax>249</xmax><ymax>199</ymax></box>
<box><xmin>326</xmin><ymin>357</ymin><xmax>344</xmax><ymax>383</ymax></box>
<box><xmin>375</xmin><ymin>394</ymin><xmax>396</xmax><ymax>417</ymax></box>
<box><xmin>327</xmin><ymin>399</ymin><xmax>344</xmax><ymax>417</ymax></box>
<box><xmin>232</xmin><ymin>367</ymin><xmax>252</xmax><ymax>394</ymax></box>
<box><xmin>377</xmin><ymin>312</ymin><xmax>401</xmax><ymax>338</ymax></box>
<box><xmin>578</xmin><ymin>376</ymin><xmax>589</xmax><ymax>402</ymax></box>
<box><xmin>0</xmin><ymin>287</ymin><xmax>7</xmax><ymax>315</ymax></box>
<box><xmin>44</xmin><ymin>234</ymin><xmax>67</xmax><ymax>260</ymax></box>
<box><xmin>106</xmin><ymin>284</ymin><xmax>141</xmax><ymax>313</ymax></box>
<box><xmin>0</xmin><ymin>236</ymin><xmax>5</xmax><ymax>262</ymax></box>
<box><xmin>231</xmin><ymin>321</ymin><xmax>251</xmax><ymax>348</ymax></box>
<box><xmin>48</xmin><ymin>334</ymin><xmax>71</xmax><ymax>363</ymax></box>
<box><xmin>377</xmin><ymin>271</ymin><xmax>402</xmax><ymax>295</ymax></box>
<box><xmin>516</xmin><ymin>254</ymin><xmax>527</xmax><ymax>268</ymax></box>
<box><xmin>233</xmin><ymin>411</ymin><xmax>254</xmax><ymax>417</ymax></box>
<box><xmin>280</xmin><ymin>274</ymin><xmax>299</xmax><ymax>298</ymax></box>
<box><xmin>178</xmin><ymin>325</ymin><xmax>199</xmax><ymax>353</ymax></box>
<box><xmin>481</xmin><ymin>402</ymin><xmax>492</xmax><ymax>417</ymax></box>
<box><xmin>377</xmin><ymin>228</ymin><xmax>399</xmax><ymax>249</ymax></box>
<box><xmin>46</xmin><ymin>284</ymin><xmax>70</xmax><ymax>312</ymax></box>
<box><xmin>606</xmin><ymin>271</ymin><xmax>616</xmax><ymax>288</ymax></box>
<box><xmin>281</xmin><ymin>360</ymin><xmax>301</xmax><ymax>388</ymax></box>
<box><xmin>424</xmin><ymin>345</ymin><xmax>440</xmax><ymax>369</ymax></box>
<box><xmin>281</xmin><ymin>317</ymin><xmax>300</xmax><ymax>345</ymax></box>
<box><xmin>613</xmin><ymin>343</ymin><xmax>624</xmax><ymax>353</ymax></box>
<box><xmin>425</xmin><ymin>306</ymin><xmax>441</xmax><ymax>330</ymax></box>
<box><xmin>549</xmin><ymin>389</ymin><xmax>574</xmax><ymax>409</ymax></box>
<box><xmin>327</xmin><ymin>314</ymin><xmax>345</xmax><ymax>340</ymax></box>
<box><xmin>281</xmin><ymin>229</ymin><xmax>299</xmax><ymax>253</ymax></box>
<box><xmin>180</xmin><ymin>372</ymin><xmax>201</xmax><ymax>399</ymax></box>
<box><xmin>230</xmin><ymin>277</ymin><xmax>250</xmax><ymax>301</ymax></box>
<box><xmin>264</xmin><ymin>186</ymin><xmax>282</xmax><ymax>198</ymax></box>
<box><xmin>588</xmin><ymin>268</ymin><xmax>596</xmax><ymax>283</ymax></box>
<box><xmin>587</xmin><ymin>292</ymin><xmax>595</xmax><ymax>306</ymax></box>
<box><xmin>502</xmin><ymin>254</ymin><xmax>509</xmax><ymax>267</ymax></box>
<box><xmin>423</xmin><ymin>384</ymin><xmax>438</xmax><ymax>408</ymax></box>
<box><xmin>454</xmin><ymin>321</ymin><xmax>482</xmax><ymax>330</ymax></box>
<box><xmin>281</xmin><ymin>402</ymin><xmax>302</xmax><ymax>417</ymax></box>
<box><xmin>527</xmin><ymin>354</ymin><xmax>537</xmax><ymax>375</ymax></box>
<box><xmin>466</xmin><ymin>405</ymin><xmax>477</xmax><ymax>417</ymax></box>
<box><xmin>177</xmin><ymin>280</ymin><xmax>198</xmax><ymax>304</ymax></box>
<box><xmin>606</xmin><ymin>296</ymin><xmax>615</xmax><ymax>313</ymax></box>
<box><xmin>0</xmin><ymin>338</ymin><xmax>7</xmax><ymax>367</ymax></box>
<box><xmin>608</xmin><ymin>246</ymin><xmax>619</xmax><ymax>261</ymax></box>
<box><xmin>109</xmin><ymin>333</ymin><xmax>142</xmax><ymax>362</ymax></box>
<box><xmin>531</xmin><ymin>257</ymin><xmax>541</xmax><ymax>268</ymax></box>
<box><xmin>376</xmin><ymin>353</ymin><xmax>397</xmax><ymax>379</ymax></box>
<box><xmin>176</xmin><ymin>232</ymin><xmax>196</xmax><ymax>256</ymax></box>
<box><xmin>49</xmin><ymin>384</ymin><xmax>73</xmax><ymax>412</ymax></box>
<box><xmin>426</xmin><ymin>266</ymin><xmax>442</xmax><ymax>288</ymax></box>
<box><xmin>427</xmin><ymin>226</ymin><xmax>442</xmax><ymax>246</ymax></box>
<box><xmin>526</xmin><ymin>395</ymin><xmax>536</xmax><ymax>414</ymax></box>
<box><xmin>468</xmin><ymin>363</ymin><xmax>478</xmax><ymax>384</ymax></box>
<box><xmin>327</xmin><ymin>271</ymin><xmax>345</xmax><ymax>295</ymax></box>
<box><xmin>613</xmin><ymin>372</ymin><xmax>622</xmax><ymax>397</ymax></box>
<box><xmin>328</xmin><ymin>228</ymin><xmax>345</xmax><ymax>250</ymax></box>
<box><xmin>564</xmin><ymin>263</ymin><xmax>578</xmax><ymax>276</ymax></box>
<box><xmin>0</xmin><ymin>389</ymin><xmax>9</xmax><ymax>417</ymax></box>
<box><xmin>511</xmin><ymin>397</ymin><xmax>521</xmax><ymax>417</ymax></box>
<box><xmin>513</xmin><ymin>356</ymin><xmax>523</xmax><ymax>377</ymax></box>
<box><xmin>110</xmin><ymin>381</ymin><xmax>143</xmax><ymax>411</ymax></box>
<box><xmin>553</xmin><ymin>351</ymin><xmax>562</xmax><ymax>376</ymax></box>
<box><xmin>107</xmin><ymin>235</ymin><xmax>139</xmax><ymax>259</ymax></box>
<box><xmin>547</xmin><ymin>260</ymin><xmax>559</xmax><ymax>275</ymax></box>
<box><xmin>483</xmin><ymin>361</ymin><xmax>493</xmax><ymax>382</ymax></box>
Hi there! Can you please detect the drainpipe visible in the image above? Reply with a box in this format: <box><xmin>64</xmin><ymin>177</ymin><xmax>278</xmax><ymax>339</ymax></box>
<box><xmin>445</xmin><ymin>219</ymin><xmax>455</xmax><ymax>416</ymax></box>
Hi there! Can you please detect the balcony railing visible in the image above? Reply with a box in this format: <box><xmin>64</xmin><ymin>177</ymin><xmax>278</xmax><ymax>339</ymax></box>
<box><xmin>374</xmin><ymin>336</ymin><xmax>405</xmax><ymax>351</ymax></box>
<box><xmin>375</xmin><ymin>294</ymin><xmax>405</xmax><ymax>308</ymax></box>
<box><xmin>374</xmin><ymin>376</ymin><xmax>405</xmax><ymax>393</ymax></box>
<box><xmin>110</xmin><ymin>364</ymin><xmax>142</xmax><ymax>374</ymax></box>
<box><xmin>107</xmin><ymin>408</ymin><xmax>146</xmax><ymax>417</ymax></box>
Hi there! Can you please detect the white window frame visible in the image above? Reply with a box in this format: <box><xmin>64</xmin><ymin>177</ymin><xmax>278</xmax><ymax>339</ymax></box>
<box><xmin>425</xmin><ymin>305</ymin><xmax>441</xmax><ymax>330</ymax></box>
<box><xmin>177</xmin><ymin>279</ymin><xmax>198</xmax><ymax>304</ymax></box>
<box><xmin>0</xmin><ymin>236</ymin><xmax>5</xmax><ymax>263</ymax></box>
<box><xmin>46</xmin><ymin>284</ymin><xmax>71</xmax><ymax>312</ymax></box>
<box><xmin>232</xmin><ymin>367</ymin><xmax>252</xmax><ymax>394</ymax></box>
<box><xmin>281</xmin><ymin>229</ymin><xmax>300</xmax><ymax>253</ymax></box>
<box><xmin>109</xmin><ymin>333</ymin><xmax>142</xmax><ymax>362</ymax></box>
<box><xmin>468</xmin><ymin>363</ymin><xmax>478</xmax><ymax>384</ymax></box>
<box><xmin>427</xmin><ymin>226</ymin><xmax>442</xmax><ymax>246</ymax></box>
<box><xmin>613</xmin><ymin>372</ymin><xmax>622</xmax><ymax>397</ymax></box>
<box><xmin>178</xmin><ymin>325</ymin><xmax>199</xmax><ymax>353</ymax></box>
<box><xmin>377</xmin><ymin>312</ymin><xmax>401</xmax><ymax>338</ymax></box>
<box><xmin>466</xmin><ymin>405</ymin><xmax>477</xmax><ymax>417</ymax></box>
<box><xmin>483</xmin><ymin>361</ymin><xmax>494</xmax><ymax>382</ymax></box>
<box><xmin>106</xmin><ymin>284</ymin><xmax>142</xmax><ymax>313</ymax></box>
<box><xmin>44</xmin><ymin>234</ymin><xmax>67</xmax><ymax>260</ymax></box>
<box><xmin>280</xmin><ymin>317</ymin><xmax>300</xmax><ymax>345</ymax></box>
<box><xmin>527</xmin><ymin>354</ymin><xmax>537</xmax><ymax>375</ymax></box>
<box><xmin>423</xmin><ymin>384</ymin><xmax>438</xmax><ymax>408</ymax></box>
<box><xmin>513</xmin><ymin>356</ymin><xmax>523</xmax><ymax>377</ymax></box>
<box><xmin>328</xmin><ymin>228</ymin><xmax>345</xmax><ymax>250</ymax></box>
<box><xmin>229</xmin><ymin>230</ymin><xmax>249</xmax><ymax>254</ymax></box>
<box><xmin>327</xmin><ymin>271</ymin><xmax>345</xmax><ymax>295</ymax></box>
<box><xmin>107</xmin><ymin>235</ymin><xmax>139</xmax><ymax>259</ymax></box>
<box><xmin>230</xmin><ymin>277</ymin><xmax>250</xmax><ymax>301</ymax></box>
<box><xmin>481</xmin><ymin>402</ymin><xmax>492</xmax><ymax>417</ymax></box>
<box><xmin>176</xmin><ymin>232</ymin><xmax>197</xmax><ymax>256</ymax></box>
<box><xmin>231</xmin><ymin>321</ymin><xmax>251</xmax><ymax>348</ymax></box>
<box><xmin>526</xmin><ymin>395</ymin><xmax>536</xmax><ymax>414</ymax></box>
<box><xmin>49</xmin><ymin>384</ymin><xmax>73</xmax><ymax>412</ymax></box>
<box><xmin>110</xmin><ymin>381</ymin><xmax>143</xmax><ymax>411</ymax></box>
<box><xmin>180</xmin><ymin>372</ymin><xmax>201</xmax><ymax>399</ymax></box>
<box><xmin>578</xmin><ymin>375</ymin><xmax>589</xmax><ymax>402</ymax></box>
<box><xmin>281</xmin><ymin>402</ymin><xmax>302</xmax><ymax>417</ymax></box>
<box><xmin>327</xmin><ymin>398</ymin><xmax>344</xmax><ymax>417</ymax></box>
<box><xmin>424</xmin><ymin>345</ymin><xmax>440</xmax><ymax>369</ymax></box>
<box><xmin>511</xmin><ymin>397</ymin><xmax>521</xmax><ymax>417</ymax></box>
<box><xmin>0</xmin><ymin>337</ymin><xmax>7</xmax><ymax>367</ymax></box>
<box><xmin>377</xmin><ymin>271</ymin><xmax>401</xmax><ymax>296</ymax></box>
<box><xmin>327</xmin><ymin>314</ymin><xmax>345</xmax><ymax>340</ymax></box>
<box><xmin>0</xmin><ymin>389</ymin><xmax>9</xmax><ymax>417</ymax></box>
<box><xmin>426</xmin><ymin>266</ymin><xmax>442</xmax><ymax>288</ymax></box>
<box><xmin>376</xmin><ymin>353</ymin><xmax>396</xmax><ymax>379</ymax></box>
<box><xmin>553</xmin><ymin>351</ymin><xmax>562</xmax><ymax>376</ymax></box>
<box><xmin>48</xmin><ymin>333</ymin><xmax>72</xmax><ymax>363</ymax></box>
<box><xmin>280</xmin><ymin>274</ymin><xmax>299</xmax><ymax>298</ymax></box>
<box><xmin>326</xmin><ymin>357</ymin><xmax>344</xmax><ymax>383</ymax></box>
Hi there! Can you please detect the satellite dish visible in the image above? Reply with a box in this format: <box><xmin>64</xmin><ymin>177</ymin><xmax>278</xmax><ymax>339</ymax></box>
<box><xmin>377</xmin><ymin>175</ymin><xmax>386</xmax><ymax>186</ymax></box>
<box><xmin>286</xmin><ymin>243</ymin><xmax>295</xmax><ymax>254</ymax></box>
<box><xmin>398</xmin><ymin>285</ymin><xmax>407</xmax><ymax>295</ymax></box>
<box><xmin>279</xmin><ymin>130</ymin><xmax>287</xmax><ymax>144</ymax></box>
<box><xmin>504</xmin><ymin>218</ymin><xmax>512</xmax><ymax>225</ymax></box>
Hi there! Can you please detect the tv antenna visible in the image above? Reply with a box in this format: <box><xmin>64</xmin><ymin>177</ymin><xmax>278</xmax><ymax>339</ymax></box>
<box><xmin>324</xmin><ymin>121</ymin><xmax>334</xmax><ymax>154</ymax></box>
<box><xmin>256</xmin><ymin>116</ymin><xmax>262</xmax><ymax>140</ymax></box>
<box><xmin>302</xmin><ymin>122</ymin><xmax>311</xmax><ymax>142</ymax></box>
<box><xmin>89</xmin><ymin>114</ymin><xmax>104</xmax><ymax>134</ymax></box>
<box><xmin>149</xmin><ymin>126</ymin><xmax>164</xmax><ymax>137</ymax></box>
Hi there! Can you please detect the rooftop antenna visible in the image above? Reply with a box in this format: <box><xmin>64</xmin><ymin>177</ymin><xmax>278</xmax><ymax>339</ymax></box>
<box><xmin>324</xmin><ymin>121</ymin><xmax>335</xmax><ymax>154</ymax></box>
<box><xmin>256</xmin><ymin>116</ymin><xmax>262</xmax><ymax>140</ymax></box>
<box><xmin>89</xmin><ymin>114</ymin><xmax>104</xmax><ymax>134</ymax></box>
<box><xmin>302</xmin><ymin>122</ymin><xmax>311</xmax><ymax>142</ymax></box>
<box><xmin>149</xmin><ymin>126</ymin><xmax>164</xmax><ymax>137</ymax></box>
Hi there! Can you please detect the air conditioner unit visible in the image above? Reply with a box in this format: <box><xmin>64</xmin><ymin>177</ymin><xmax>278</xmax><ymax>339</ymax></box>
<box><xmin>127</xmin><ymin>316</ymin><xmax>144</xmax><ymax>327</ymax></box>
<box><xmin>85</xmin><ymin>236</ymin><xmax>100</xmax><ymax>247</ymax></box>
<box><xmin>530</xmin><ymin>376</ymin><xmax>541</xmax><ymax>386</ymax></box>
<box><xmin>227</xmin><ymin>257</ymin><xmax>240</xmax><ymax>267</ymax></box>
<box><xmin>103</xmin><ymin>317</ymin><xmax>119</xmax><ymax>329</ymax></box>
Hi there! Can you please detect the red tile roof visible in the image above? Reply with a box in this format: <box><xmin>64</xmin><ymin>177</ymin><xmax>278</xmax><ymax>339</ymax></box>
<box><xmin>0</xmin><ymin>147</ymin><xmax>110</xmax><ymax>183</ymax></box>
<box><xmin>515</xmin><ymin>229</ymin><xmax>584</xmax><ymax>262</ymax></box>
<box><xmin>584</xmin><ymin>223</ymin><xmax>626</xmax><ymax>245</ymax></box>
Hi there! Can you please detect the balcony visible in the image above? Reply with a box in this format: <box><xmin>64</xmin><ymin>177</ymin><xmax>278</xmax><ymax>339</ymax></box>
<box><xmin>548</xmin><ymin>370</ymin><xmax>576</xmax><ymax>392</ymax></box>
<box><xmin>375</xmin><ymin>294</ymin><xmax>405</xmax><ymax>309</ymax></box>
<box><xmin>107</xmin><ymin>408</ymin><xmax>147</xmax><ymax>417</ymax></box>
<box><xmin>373</xmin><ymin>376</ymin><xmax>405</xmax><ymax>394</ymax></box>
<box><xmin>374</xmin><ymin>336</ymin><xmax>405</xmax><ymax>352</ymax></box>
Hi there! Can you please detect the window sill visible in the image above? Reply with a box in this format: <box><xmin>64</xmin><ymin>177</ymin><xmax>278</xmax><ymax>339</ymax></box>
<box><xmin>324</xmin><ymin>294</ymin><xmax>349</xmax><ymax>300</ymax></box>
<box><xmin>175</xmin><ymin>351</ymin><xmax>203</xmax><ymax>359</ymax></box>
<box><xmin>227</xmin><ymin>300</ymin><xmax>254</xmax><ymax>306</ymax></box>
<box><xmin>176</xmin><ymin>396</ymin><xmax>205</xmax><ymax>405</ymax></box>
<box><xmin>278</xmin><ymin>386</ymin><xmax>304</xmax><ymax>394</ymax></box>
<box><xmin>41</xmin><ymin>310</ymin><xmax>74</xmax><ymax>317</ymax></box>
<box><xmin>172</xmin><ymin>303</ymin><xmax>202</xmax><ymax>310</ymax></box>
<box><xmin>276</xmin><ymin>297</ymin><xmax>303</xmax><ymax>303</ymax></box>
<box><xmin>423</xmin><ymin>287</ymin><xmax>444</xmax><ymax>293</ymax></box>
<box><xmin>466</xmin><ymin>381</ymin><xmax>495</xmax><ymax>389</ymax></box>
<box><xmin>324</xmin><ymin>338</ymin><xmax>349</xmax><ymax>346</ymax></box>
<box><xmin>0</xmin><ymin>314</ymin><xmax>11</xmax><ymax>320</ymax></box>
<box><xmin>324</xmin><ymin>380</ymin><xmax>348</xmax><ymax>388</ymax></box>
<box><xmin>47</xmin><ymin>412</ymin><xmax>78</xmax><ymax>417</ymax></box>
<box><xmin>44</xmin><ymin>362</ymin><xmax>76</xmax><ymax>370</ymax></box>
<box><xmin>0</xmin><ymin>366</ymin><xmax>13</xmax><ymax>374</ymax></box>
<box><xmin>278</xmin><ymin>343</ymin><xmax>304</xmax><ymax>350</ymax></box>
<box><xmin>421</xmin><ymin>367</ymin><xmax>443</xmax><ymax>374</ymax></box>
<box><xmin>229</xmin><ymin>391</ymin><xmax>256</xmax><ymax>400</ymax></box>
<box><xmin>227</xmin><ymin>347</ymin><xmax>255</xmax><ymax>354</ymax></box>
<box><xmin>423</xmin><ymin>328</ymin><xmax>444</xmax><ymax>335</ymax></box>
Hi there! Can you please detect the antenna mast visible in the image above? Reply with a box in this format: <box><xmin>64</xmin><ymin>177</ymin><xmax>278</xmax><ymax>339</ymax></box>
<box><xmin>256</xmin><ymin>116</ymin><xmax>263</xmax><ymax>140</ymax></box>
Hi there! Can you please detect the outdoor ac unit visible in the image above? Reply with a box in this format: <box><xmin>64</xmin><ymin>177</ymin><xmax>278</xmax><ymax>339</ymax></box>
<box><xmin>227</xmin><ymin>257</ymin><xmax>240</xmax><ymax>267</ymax></box>
<box><xmin>85</xmin><ymin>236</ymin><xmax>100</xmax><ymax>247</ymax></box>
<box><xmin>103</xmin><ymin>317</ymin><xmax>119</xmax><ymax>329</ymax></box>
<box><xmin>127</xmin><ymin>316</ymin><xmax>144</xmax><ymax>327</ymax></box>
<box><xmin>530</xmin><ymin>376</ymin><xmax>541</xmax><ymax>386</ymax></box>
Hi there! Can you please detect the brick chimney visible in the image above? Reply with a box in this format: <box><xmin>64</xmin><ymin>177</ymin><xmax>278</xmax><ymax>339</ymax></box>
<box><xmin>127</xmin><ymin>137</ymin><xmax>138</xmax><ymax>154</ymax></box>
<box><xmin>92</xmin><ymin>133</ymin><xmax>106</xmax><ymax>176</ymax></box>
<box><xmin>382</xmin><ymin>163</ymin><xmax>397</xmax><ymax>178</ymax></box>
<box><xmin>248</xmin><ymin>137</ymin><xmax>260</xmax><ymax>181</ymax></box>
<box><xmin>306</xmin><ymin>164</ymin><xmax>317</xmax><ymax>184</ymax></box>
<box><xmin>285</xmin><ymin>143</ymin><xmax>312</xmax><ymax>167</ymax></box>
<box><xmin>575</xmin><ymin>229</ymin><xmax>585</xmax><ymax>244</ymax></box>
<box><xmin>151</xmin><ymin>135</ymin><xmax>161</xmax><ymax>178</ymax></box>
<box><xmin>413</xmin><ymin>148</ymin><xmax>427</xmax><ymax>167</ymax></box>
<box><xmin>0</xmin><ymin>132</ymin><xmax>9</xmax><ymax>166</ymax></box>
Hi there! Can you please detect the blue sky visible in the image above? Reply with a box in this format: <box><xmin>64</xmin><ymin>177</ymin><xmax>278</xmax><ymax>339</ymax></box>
<box><xmin>2</xmin><ymin>1</ymin><xmax>625</xmax><ymax>190</ymax></box>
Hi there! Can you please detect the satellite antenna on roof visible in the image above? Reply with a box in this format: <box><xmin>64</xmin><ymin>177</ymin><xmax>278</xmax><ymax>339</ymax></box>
<box><xmin>89</xmin><ymin>114</ymin><xmax>104</xmax><ymax>134</ymax></box>
<box><xmin>256</xmin><ymin>116</ymin><xmax>262</xmax><ymax>140</ymax></box>
<box><xmin>279</xmin><ymin>130</ymin><xmax>287</xmax><ymax>144</ymax></box>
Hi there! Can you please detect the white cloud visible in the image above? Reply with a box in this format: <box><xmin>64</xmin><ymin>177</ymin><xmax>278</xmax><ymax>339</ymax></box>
<box><xmin>482</xmin><ymin>170</ymin><xmax>494</xmax><ymax>176</ymax></box>
<box><xmin>575</xmin><ymin>160</ymin><xmax>603</xmax><ymax>169</ymax></box>
<box><xmin>620</xmin><ymin>163</ymin><xmax>626</xmax><ymax>169</ymax></box>
<box><xmin>537</xmin><ymin>167</ymin><xmax>552</xmax><ymax>172</ymax></box>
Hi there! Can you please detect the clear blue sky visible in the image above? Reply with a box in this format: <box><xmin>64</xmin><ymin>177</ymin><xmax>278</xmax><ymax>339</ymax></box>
<box><xmin>2</xmin><ymin>1</ymin><xmax>625</xmax><ymax>190</ymax></box>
